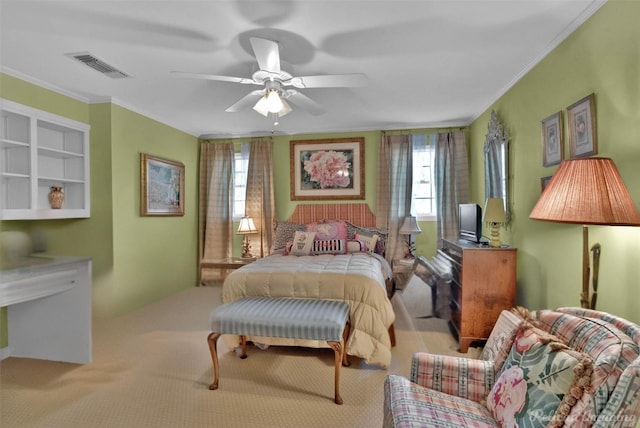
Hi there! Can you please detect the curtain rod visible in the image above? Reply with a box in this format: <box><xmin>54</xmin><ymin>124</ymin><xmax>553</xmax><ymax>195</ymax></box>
<box><xmin>382</xmin><ymin>127</ymin><xmax>466</xmax><ymax>136</ymax></box>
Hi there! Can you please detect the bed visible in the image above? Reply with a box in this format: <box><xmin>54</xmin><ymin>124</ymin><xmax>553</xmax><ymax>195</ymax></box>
<box><xmin>221</xmin><ymin>203</ymin><xmax>396</xmax><ymax>368</ymax></box>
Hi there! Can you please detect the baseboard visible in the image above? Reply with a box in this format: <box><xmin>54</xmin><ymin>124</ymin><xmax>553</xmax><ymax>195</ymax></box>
<box><xmin>0</xmin><ymin>346</ymin><xmax>12</xmax><ymax>360</ymax></box>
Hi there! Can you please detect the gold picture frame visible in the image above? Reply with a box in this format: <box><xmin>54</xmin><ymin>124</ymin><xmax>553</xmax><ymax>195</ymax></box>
<box><xmin>290</xmin><ymin>137</ymin><xmax>365</xmax><ymax>201</ymax></box>
<box><xmin>541</xmin><ymin>111</ymin><xmax>563</xmax><ymax>167</ymax></box>
<box><xmin>140</xmin><ymin>153</ymin><xmax>185</xmax><ymax>216</ymax></box>
<box><xmin>567</xmin><ymin>93</ymin><xmax>597</xmax><ymax>158</ymax></box>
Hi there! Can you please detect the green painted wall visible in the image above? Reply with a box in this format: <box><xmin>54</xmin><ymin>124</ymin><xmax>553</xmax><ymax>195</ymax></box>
<box><xmin>109</xmin><ymin>104</ymin><xmax>198</xmax><ymax>315</ymax></box>
<box><xmin>467</xmin><ymin>1</ymin><xmax>640</xmax><ymax>323</ymax></box>
<box><xmin>1</xmin><ymin>73</ymin><xmax>199</xmax><ymax>350</ymax></box>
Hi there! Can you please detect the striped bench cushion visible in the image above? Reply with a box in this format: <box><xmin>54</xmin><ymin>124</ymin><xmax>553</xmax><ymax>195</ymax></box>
<box><xmin>210</xmin><ymin>297</ymin><xmax>350</xmax><ymax>342</ymax></box>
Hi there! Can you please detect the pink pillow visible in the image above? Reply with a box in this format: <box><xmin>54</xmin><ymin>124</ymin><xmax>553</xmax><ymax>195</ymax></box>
<box><xmin>306</xmin><ymin>221</ymin><xmax>348</xmax><ymax>240</ymax></box>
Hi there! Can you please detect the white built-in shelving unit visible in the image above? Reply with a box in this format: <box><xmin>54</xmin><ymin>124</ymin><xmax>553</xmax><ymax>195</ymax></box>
<box><xmin>1</xmin><ymin>99</ymin><xmax>90</xmax><ymax>220</ymax></box>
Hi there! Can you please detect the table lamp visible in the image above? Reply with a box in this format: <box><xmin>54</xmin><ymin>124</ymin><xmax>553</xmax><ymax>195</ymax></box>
<box><xmin>483</xmin><ymin>198</ymin><xmax>506</xmax><ymax>247</ymax></box>
<box><xmin>399</xmin><ymin>216</ymin><xmax>422</xmax><ymax>258</ymax></box>
<box><xmin>237</xmin><ymin>217</ymin><xmax>258</xmax><ymax>258</ymax></box>
<box><xmin>529</xmin><ymin>158</ymin><xmax>640</xmax><ymax>308</ymax></box>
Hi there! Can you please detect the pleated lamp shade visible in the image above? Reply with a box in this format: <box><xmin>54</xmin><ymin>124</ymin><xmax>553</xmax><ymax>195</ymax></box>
<box><xmin>530</xmin><ymin>158</ymin><xmax>640</xmax><ymax>226</ymax></box>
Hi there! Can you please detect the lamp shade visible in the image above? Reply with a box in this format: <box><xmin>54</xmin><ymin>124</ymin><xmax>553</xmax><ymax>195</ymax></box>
<box><xmin>399</xmin><ymin>216</ymin><xmax>422</xmax><ymax>235</ymax></box>
<box><xmin>529</xmin><ymin>158</ymin><xmax>640</xmax><ymax>225</ymax></box>
<box><xmin>483</xmin><ymin>198</ymin><xmax>506</xmax><ymax>224</ymax></box>
<box><xmin>237</xmin><ymin>217</ymin><xmax>257</xmax><ymax>234</ymax></box>
<box><xmin>253</xmin><ymin>90</ymin><xmax>292</xmax><ymax>117</ymax></box>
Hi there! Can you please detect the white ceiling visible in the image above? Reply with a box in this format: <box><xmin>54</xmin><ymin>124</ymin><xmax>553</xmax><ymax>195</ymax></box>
<box><xmin>0</xmin><ymin>0</ymin><xmax>605</xmax><ymax>138</ymax></box>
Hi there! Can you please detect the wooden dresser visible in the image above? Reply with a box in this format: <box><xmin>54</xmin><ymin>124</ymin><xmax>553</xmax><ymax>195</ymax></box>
<box><xmin>440</xmin><ymin>239</ymin><xmax>517</xmax><ymax>352</ymax></box>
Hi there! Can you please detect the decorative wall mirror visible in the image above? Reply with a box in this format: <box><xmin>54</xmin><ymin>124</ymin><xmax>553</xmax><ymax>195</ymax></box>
<box><xmin>484</xmin><ymin>110</ymin><xmax>510</xmax><ymax>223</ymax></box>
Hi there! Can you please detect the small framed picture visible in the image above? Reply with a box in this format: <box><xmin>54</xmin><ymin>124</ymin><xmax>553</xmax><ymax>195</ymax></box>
<box><xmin>541</xmin><ymin>175</ymin><xmax>552</xmax><ymax>192</ymax></box>
<box><xmin>541</xmin><ymin>112</ymin><xmax>563</xmax><ymax>167</ymax></box>
<box><xmin>567</xmin><ymin>93</ymin><xmax>597</xmax><ymax>158</ymax></box>
<box><xmin>140</xmin><ymin>153</ymin><xmax>185</xmax><ymax>216</ymax></box>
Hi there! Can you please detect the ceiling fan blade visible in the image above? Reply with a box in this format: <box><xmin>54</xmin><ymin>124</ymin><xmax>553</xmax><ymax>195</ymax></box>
<box><xmin>284</xmin><ymin>74</ymin><xmax>368</xmax><ymax>88</ymax></box>
<box><xmin>284</xmin><ymin>90</ymin><xmax>326</xmax><ymax>116</ymax></box>
<box><xmin>250</xmin><ymin>37</ymin><xmax>281</xmax><ymax>73</ymax></box>
<box><xmin>170</xmin><ymin>71</ymin><xmax>257</xmax><ymax>85</ymax></box>
<box><xmin>225</xmin><ymin>90</ymin><xmax>265</xmax><ymax>113</ymax></box>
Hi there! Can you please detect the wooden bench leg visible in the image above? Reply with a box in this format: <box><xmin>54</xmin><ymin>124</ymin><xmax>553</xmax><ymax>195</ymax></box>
<box><xmin>389</xmin><ymin>323</ymin><xmax>396</xmax><ymax>347</ymax></box>
<box><xmin>207</xmin><ymin>332</ymin><xmax>221</xmax><ymax>390</ymax></box>
<box><xmin>342</xmin><ymin>322</ymin><xmax>351</xmax><ymax>367</ymax></box>
<box><xmin>327</xmin><ymin>340</ymin><xmax>344</xmax><ymax>405</ymax></box>
<box><xmin>239</xmin><ymin>335</ymin><xmax>248</xmax><ymax>359</ymax></box>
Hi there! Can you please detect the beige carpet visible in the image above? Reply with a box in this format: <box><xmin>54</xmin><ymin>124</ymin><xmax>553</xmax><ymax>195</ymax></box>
<box><xmin>0</xmin><ymin>275</ymin><xmax>481</xmax><ymax>428</ymax></box>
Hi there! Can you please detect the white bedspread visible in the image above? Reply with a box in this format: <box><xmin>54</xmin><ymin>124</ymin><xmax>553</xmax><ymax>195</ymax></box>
<box><xmin>221</xmin><ymin>253</ymin><xmax>395</xmax><ymax>368</ymax></box>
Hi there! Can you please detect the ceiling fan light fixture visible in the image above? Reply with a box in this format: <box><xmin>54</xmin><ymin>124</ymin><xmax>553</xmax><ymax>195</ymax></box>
<box><xmin>265</xmin><ymin>89</ymin><xmax>283</xmax><ymax>112</ymax></box>
<box><xmin>253</xmin><ymin>89</ymin><xmax>291</xmax><ymax>117</ymax></box>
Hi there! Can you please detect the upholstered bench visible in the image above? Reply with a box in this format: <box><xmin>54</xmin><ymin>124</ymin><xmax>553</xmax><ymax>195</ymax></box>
<box><xmin>207</xmin><ymin>297</ymin><xmax>351</xmax><ymax>404</ymax></box>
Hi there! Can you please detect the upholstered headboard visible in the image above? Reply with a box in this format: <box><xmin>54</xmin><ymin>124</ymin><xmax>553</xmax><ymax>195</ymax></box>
<box><xmin>287</xmin><ymin>203</ymin><xmax>376</xmax><ymax>227</ymax></box>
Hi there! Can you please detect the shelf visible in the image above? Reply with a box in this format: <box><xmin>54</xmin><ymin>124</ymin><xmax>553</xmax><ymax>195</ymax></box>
<box><xmin>1</xmin><ymin>138</ymin><xmax>30</xmax><ymax>148</ymax></box>
<box><xmin>1</xmin><ymin>172</ymin><xmax>30</xmax><ymax>179</ymax></box>
<box><xmin>38</xmin><ymin>176</ymin><xmax>85</xmax><ymax>184</ymax></box>
<box><xmin>38</xmin><ymin>146</ymin><xmax>84</xmax><ymax>158</ymax></box>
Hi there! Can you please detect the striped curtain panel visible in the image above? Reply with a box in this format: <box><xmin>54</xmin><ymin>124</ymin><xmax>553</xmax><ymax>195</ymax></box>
<box><xmin>376</xmin><ymin>133</ymin><xmax>413</xmax><ymax>263</ymax></box>
<box><xmin>434</xmin><ymin>130</ymin><xmax>469</xmax><ymax>247</ymax></box>
<box><xmin>198</xmin><ymin>142</ymin><xmax>235</xmax><ymax>282</ymax></box>
<box><xmin>245</xmin><ymin>140</ymin><xmax>275</xmax><ymax>258</ymax></box>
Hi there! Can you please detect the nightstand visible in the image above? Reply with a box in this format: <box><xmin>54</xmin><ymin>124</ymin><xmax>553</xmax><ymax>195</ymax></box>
<box><xmin>198</xmin><ymin>257</ymin><xmax>255</xmax><ymax>286</ymax></box>
<box><xmin>392</xmin><ymin>257</ymin><xmax>416</xmax><ymax>293</ymax></box>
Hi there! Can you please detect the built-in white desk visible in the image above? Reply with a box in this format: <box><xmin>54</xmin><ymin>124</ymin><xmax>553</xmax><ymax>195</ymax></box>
<box><xmin>0</xmin><ymin>256</ymin><xmax>92</xmax><ymax>363</ymax></box>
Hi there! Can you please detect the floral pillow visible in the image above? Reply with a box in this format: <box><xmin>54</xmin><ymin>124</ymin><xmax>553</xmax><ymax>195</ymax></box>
<box><xmin>307</xmin><ymin>221</ymin><xmax>348</xmax><ymax>240</ymax></box>
<box><xmin>487</xmin><ymin>325</ymin><xmax>593</xmax><ymax>428</ymax></box>
<box><xmin>289</xmin><ymin>231</ymin><xmax>316</xmax><ymax>256</ymax></box>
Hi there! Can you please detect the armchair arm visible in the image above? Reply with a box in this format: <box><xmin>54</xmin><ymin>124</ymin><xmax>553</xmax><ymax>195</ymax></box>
<box><xmin>409</xmin><ymin>352</ymin><xmax>497</xmax><ymax>403</ymax></box>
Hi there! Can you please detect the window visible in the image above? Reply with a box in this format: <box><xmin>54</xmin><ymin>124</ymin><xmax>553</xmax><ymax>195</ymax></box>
<box><xmin>233</xmin><ymin>144</ymin><xmax>249</xmax><ymax>219</ymax></box>
<box><xmin>411</xmin><ymin>134</ymin><xmax>436</xmax><ymax>220</ymax></box>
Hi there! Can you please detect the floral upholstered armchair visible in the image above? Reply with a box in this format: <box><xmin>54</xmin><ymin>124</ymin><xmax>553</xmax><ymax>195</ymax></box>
<box><xmin>384</xmin><ymin>307</ymin><xmax>640</xmax><ymax>427</ymax></box>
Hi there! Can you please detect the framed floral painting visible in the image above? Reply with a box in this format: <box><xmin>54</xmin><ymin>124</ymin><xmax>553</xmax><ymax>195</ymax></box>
<box><xmin>567</xmin><ymin>93</ymin><xmax>597</xmax><ymax>158</ymax></box>
<box><xmin>290</xmin><ymin>137</ymin><xmax>364</xmax><ymax>200</ymax></box>
<box><xmin>541</xmin><ymin>112</ymin><xmax>563</xmax><ymax>167</ymax></box>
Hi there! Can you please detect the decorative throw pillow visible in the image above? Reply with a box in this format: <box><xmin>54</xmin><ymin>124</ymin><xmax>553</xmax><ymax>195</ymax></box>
<box><xmin>346</xmin><ymin>239</ymin><xmax>364</xmax><ymax>253</ymax></box>
<box><xmin>312</xmin><ymin>239</ymin><xmax>346</xmax><ymax>255</ymax></box>
<box><xmin>346</xmin><ymin>221</ymin><xmax>388</xmax><ymax>255</ymax></box>
<box><xmin>289</xmin><ymin>231</ymin><xmax>316</xmax><ymax>256</ymax></box>
<box><xmin>307</xmin><ymin>221</ymin><xmax>348</xmax><ymax>240</ymax></box>
<box><xmin>355</xmin><ymin>232</ymin><xmax>379</xmax><ymax>253</ymax></box>
<box><xmin>481</xmin><ymin>309</ymin><xmax>526</xmax><ymax>373</ymax></box>
<box><xmin>271</xmin><ymin>221</ymin><xmax>307</xmax><ymax>254</ymax></box>
<box><xmin>487</xmin><ymin>325</ymin><xmax>593</xmax><ymax>428</ymax></box>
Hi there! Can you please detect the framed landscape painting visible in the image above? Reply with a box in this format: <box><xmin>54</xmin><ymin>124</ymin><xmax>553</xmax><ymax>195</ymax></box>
<box><xmin>140</xmin><ymin>153</ymin><xmax>185</xmax><ymax>216</ymax></box>
<box><xmin>290</xmin><ymin>137</ymin><xmax>365</xmax><ymax>200</ymax></box>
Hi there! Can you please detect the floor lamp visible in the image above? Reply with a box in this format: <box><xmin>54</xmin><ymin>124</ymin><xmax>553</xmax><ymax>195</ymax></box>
<box><xmin>529</xmin><ymin>158</ymin><xmax>640</xmax><ymax>309</ymax></box>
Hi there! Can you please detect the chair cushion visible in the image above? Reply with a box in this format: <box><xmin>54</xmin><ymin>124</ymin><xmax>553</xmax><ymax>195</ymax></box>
<box><xmin>487</xmin><ymin>325</ymin><xmax>593</xmax><ymax>427</ymax></box>
<box><xmin>384</xmin><ymin>374</ymin><xmax>498</xmax><ymax>428</ymax></box>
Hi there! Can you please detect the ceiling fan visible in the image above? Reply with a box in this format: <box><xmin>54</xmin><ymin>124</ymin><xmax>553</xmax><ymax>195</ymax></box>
<box><xmin>171</xmin><ymin>37</ymin><xmax>367</xmax><ymax>120</ymax></box>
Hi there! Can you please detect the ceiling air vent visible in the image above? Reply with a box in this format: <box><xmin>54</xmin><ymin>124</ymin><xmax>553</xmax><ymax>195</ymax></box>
<box><xmin>66</xmin><ymin>52</ymin><xmax>131</xmax><ymax>79</ymax></box>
